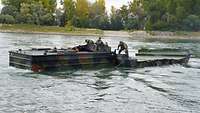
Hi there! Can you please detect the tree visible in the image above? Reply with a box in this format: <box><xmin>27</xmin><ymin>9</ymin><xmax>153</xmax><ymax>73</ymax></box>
<box><xmin>64</xmin><ymin>0</ymin><xmax>75</xmax><ymax>25</ymax></box>
<box><xmin>143</xmin><ymin>0</ymin><xmax>172</xmax><ymax>30</ymax></box>
<box><xmin>15</xmin><ymin>1</ymin><xmax>55</xmax><ymax>25</ymax></box>
<box><xmin>17</xmin><ymin>3</ymin><xmax>33</xmax><ymax>24</ymax></box>
<box><xmin>129</xmin><ymin>0</ymin><xmax>145</xmax><ymax>29</ymax></box>
<box><xmin>88</xmin><ymin>0</ymin><xmax>109</xmax><ymax>29</ymax></box>
<box><xmin>39</xmin><ymin>0</ymin><xmax>56</xmax><ymax>13</ymax></box>
<box><xmin>119</xmin><ymin>5</ymin><xmax>129</xmax><ymax>27</ymax></box>
<box><xmin>31</xmin><ymin>1</ymin><xmax>55</xmax><ymax>25</ymax></box>
<box><xmin>98</xmin><ymin>15</ymin><xmax>110</xmax><ymax>30</ymax></box>
<box><xmin>1</xmin><ymin>5</ymin><xmax>18</xmax><ymax>17</ymax></box>
<box><xmin>55</xmin><ymin>8</ymin><xmax>64</xmax><ymax>26</ymax></box>
<box><xmin>95</xmin><ymin>0</ymin><xmax>106</xmax><ymax>15</ymax></box>
<box><xmin>40</xmin><ymin>13</ymin><xmax>55</xmax><ymax>25</ymax></box>
<box><xmin>2</xmin><ymin>0</ymin><xmax>23</xmax><ymax>11</ymax></box>
<box><xmin>192</xmin><ymin>0</ymin><xmax>200</xmax><ymax>15</ymax></box>
<box><xmin>2</xmin><ymin>0</ymin><xmax>200</xmax><ymax>31</ymax></box>
<box><xmin>176</xmin><ymin>6</ymin><xmax>186</xmax><ymax>22</ymax></box>
<box><xmin>75</xmin><ymin>0</ymin><xmax>90</xmax><ymax>27</ymax></box>
<box><xmin>0</xmin><ymin>14</ymin><xmax>15</xmax><ymax>24</ymax></box>
<box><xmin>2</xmin><ymin>0</ymin><xmax>56</xmax><ymax>25</ymax></box>
<box><xmin>30</xmin><ymin>2</ymin><xmax>45</xmax><ymax>25</ymax></box>
<box><xmin>110</xmin><ymin>6</ymin><xmax>123</xmax><ymax>30</ymax></box>
<box><xmin>182</xmin><ymin>15</ymin><xmax>200</xmax><ymax>31</ymax></box>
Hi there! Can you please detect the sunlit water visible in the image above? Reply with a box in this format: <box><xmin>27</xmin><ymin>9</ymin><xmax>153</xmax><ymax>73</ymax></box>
<box><xmin>0</xmin><ymin>33</ymin><xmax>200</xmax><ymax>113</ymax></box>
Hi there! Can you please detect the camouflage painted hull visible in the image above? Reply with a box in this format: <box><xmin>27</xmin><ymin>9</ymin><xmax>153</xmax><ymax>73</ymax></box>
<box><xmin>9</xmin><ymin>48</ymin><xmax>190</xmax><ymax>72</ymax></box>
<box><xmin>134</xmin><ymin>48</ymin><xmax>190</xmax><ymax>68</ymax></box>
<box><xmin>9</xmin><ymin>49</ymin><xmax>117</xmax><ymax>72</ymax></box>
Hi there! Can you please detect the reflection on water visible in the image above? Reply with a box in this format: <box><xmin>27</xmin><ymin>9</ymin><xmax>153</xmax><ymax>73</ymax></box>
<box><xmin>0</xmin><ymin>33</ymin><xmax>200</xmax><ymax>113</ymax></box>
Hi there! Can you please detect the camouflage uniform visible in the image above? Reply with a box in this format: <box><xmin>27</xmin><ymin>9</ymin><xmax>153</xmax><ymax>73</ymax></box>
<box><xmin>85</xmin><ymin>39</ymin><xmax>96</xmax><ymax>52</ymax></box>
<box><xmin>103</xmin><ymin>42</ymin><xmax>111</xmax><ymax>52</ymax></box>
<box><xmin>118</xmin><ymin>41</ymin><xmax>129</xmax><ymax>56</ymax></box>
<box><xmin>96</xmin><ymin>37</ymin><xmax>104</xmax><ymax>52</ymax></box>
<box><xmin>85</xmin><ymin>39</ymin><xmax>94</xmax><ymax>45</ymax></box>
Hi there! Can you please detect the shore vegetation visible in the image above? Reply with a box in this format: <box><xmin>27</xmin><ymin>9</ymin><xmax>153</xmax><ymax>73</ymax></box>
<box><xmin>0</xmin><ymin>0</ymin><xmax>200</xmax><ymax>32</ymax></box>
<box><xmin>0</xmin><ymin>24</ymin><xmax>103</xmax><ymax>35</ymax></box>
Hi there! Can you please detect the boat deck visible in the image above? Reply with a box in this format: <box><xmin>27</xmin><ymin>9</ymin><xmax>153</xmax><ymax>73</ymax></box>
<box><xmin>11</xmin><ymin>49</ymin><xmax>112</xmax><ymax>56</ymax></box>
<box><xmin>136</xmin><ymin>48</ymin><xmax>189</xmax><ymax>61</ymax></box>
<box><xmin>9</xmin><ymin>48</ymin><xmax>190</xmax><ymax>72</ymax></box>
<box><xmin>136</xmin><ymin>56</ymin><xmax>186</xmax><ymax>62</ymax></box>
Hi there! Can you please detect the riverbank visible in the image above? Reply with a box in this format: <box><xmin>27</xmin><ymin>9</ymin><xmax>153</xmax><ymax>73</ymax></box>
<box><xmin>130</xmin><ymin>31</ymin><xmax>200</xmax><ymax>40</ymax></box>
<box><xmin>0</xmin><ymin>24</ymin><xmax>103</xmax><ymax>36</ymax></box>
<box><xmin>1</xmin><ymin>24</ymin><xmax>200</xmax><ymax>40</ymax></box>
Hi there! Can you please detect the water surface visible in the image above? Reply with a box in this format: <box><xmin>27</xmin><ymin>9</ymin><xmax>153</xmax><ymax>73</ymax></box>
<box><xmin>0</xmin><ymin>33</ymin><xmax>200</xmax><ymax>113</ymax></box>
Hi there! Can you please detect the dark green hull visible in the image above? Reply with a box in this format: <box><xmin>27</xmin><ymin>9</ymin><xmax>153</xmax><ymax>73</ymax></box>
<box><xmin>9</xmin><ymin>48</ymin><xmax>190</xmax><ymax>72</ymax></box>
<box><xmin>9</xmin><ymin>49</ymin><xmax>117</xmax><ymax>72</ymax></box>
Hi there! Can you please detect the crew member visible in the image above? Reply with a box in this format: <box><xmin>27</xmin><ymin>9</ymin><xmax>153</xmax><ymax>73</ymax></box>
<box><xmin>85</xmin><ymin>39</ymin><xmax>96</xmax><ymax>52</ymax></box>
<box><xmin>85</xmin><ymin>39</ymin><xmax>94</xmax><ymax>45</ymax></box>
<box><xmin>117</xmin><ymin>41</ymin><xmax>129</xmax><ymax>56</ymax></box>
<box><xmin>96</xmin><ymin>37</ymin><xmax>104</xmax><ymax>51</ymax></box>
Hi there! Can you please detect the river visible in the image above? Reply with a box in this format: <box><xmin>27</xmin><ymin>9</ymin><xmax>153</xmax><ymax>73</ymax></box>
<box><xmin>0</xmin><ymin>32</ymin><xmax>200</xmax><ymax>113</ymax></box>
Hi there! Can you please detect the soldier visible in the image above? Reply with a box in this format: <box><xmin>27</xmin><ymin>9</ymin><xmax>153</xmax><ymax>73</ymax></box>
<box><xmin>85</xmin><ymin>39</ymin><xmax>96</xmax><ymax>52</ymax></box>
<box><xmin>96</xmin><ymin>37</ymin><xmax>104</xmax><ymax>51</ymax></box>
<box><xmin>96</xmin><ymin>37</ymin><xmax>103</xmax><ymax>45</ymax></box>
<box><xmin>53</xmin><ymin>47</ymin><xmax>57</xmax><ymax>52</ymax></box>
<box><xmin>117</xmin><ymin>41</ymin><xmax>129</xmax><ymax>56</ymax></box>
<box><xmin>85</xmin><ymin>39</ymin><xmax>94</xmax><ymax>45</ymax></box>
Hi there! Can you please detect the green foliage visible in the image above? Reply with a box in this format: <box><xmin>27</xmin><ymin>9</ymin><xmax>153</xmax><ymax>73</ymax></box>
<box><xmin>1</xmin><ymin>5</ymin><xmax>18</xmax><ymax>17</ymax></box>
<box><xmin>119</xmin><ymin>5</ymin><xmax>129</xmax><ymax>26</ymax></box>
<box><xmin>89</xmin><ymin>15</ymin><xmax>110</xmax><ymax>29</ymax></box>
<box><xmin>0</xmin><ymin>14</ymin><xmax>15</xmax><ymax>24</ymax></box>
<box><xmin>64</xmin><ymin>0</ymin><xmax>75</xmax><ymax>24</ymax></box>
<box><xmin>127</xmin><ymin>0</ymin><xmax>145</xmax><ymax>30</ymax></box>
<box><xmin>91</xmin><ymin>0</ymin><xmax>106</xmax><ymax>16</ymax></box>
<box><xmin>2</xmin><ymin>0</ymin><xmax>55</xmax><ymax>26</ymax></box>
<box><xmin>125</xmin><ymin>18</ymin><xmax>140</xmax><ymax>30</ymax></box>
<box><xmin>143</xmin><ymin>0</ymin><xmax>200</xmax><ymax>31</ymax></box>
<box><xmin>40</xmin><ymin>13</ymin><xmax>55</xmax><ymax>25</ymax></box>
<box><xmin>2</xmin><ymin>0</ymin><xmax>24</xmax><ymax>11</ymax></box>
<box><xmin>98</xmin><ymin>15</ymin><xmax>110</xmax><ymax>30</ymax></box>
<box><xmin>110</xmin><ymin>6</ymin><xmax>123</xmax><ymax>30</ymax></box>
<box><xmin>176</xmin><ymin>6</ymin><xmax>186</xmax><ymax>21</ymax></box>
<box><xmin>0</xmin><ymin>24</ymin><xmax>103</xmax><ymax>35</ymax></box>
<box><xmin>2</xmin><ymin>0</ymin><xmax>200</xmax><ymax>31</ymax></box>
<box><xmin>30</xmin><ymin>2</ymin><xmax>44</xmax><ymax>25</ymax></box>
<box><xmin>39</xmin><ymin>0</ymin><xmax>56</xmax><ymax>13</ymax></box>
<box><xmin>88</xmin><ymin>0</ymin><xmax>109</xmax><ymax>29</ymax></box>
<box><xmin>55</xmin><ymin>9</ymin><xmax>63</xmax><ymax>26</ymax></box>
<box><xmin>182</xmin><ymin>15</ymin><xmax>200</xmax><ymax>31</ymax></box>
<box><xmin>75</xmin><ymin>0</ymin><xmax>90</xmax><ymax>28</ymax></box>
<box><xmin>65</xmin><ymin>21</ymin><xmax>75</xmax><ymax>31</ymax></box>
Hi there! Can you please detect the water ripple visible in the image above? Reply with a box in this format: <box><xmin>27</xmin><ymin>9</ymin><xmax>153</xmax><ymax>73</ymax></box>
<box><xmin>0</xmin><ymin>33</ymin><xmax>200</xmax><ymax>113</ymax></box>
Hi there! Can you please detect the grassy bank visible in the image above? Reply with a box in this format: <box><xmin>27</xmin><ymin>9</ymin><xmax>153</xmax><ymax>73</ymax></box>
<box><xmin>128</xmin><ymin>30</ymin><xmax>200</xmax><ymax>41</ymax></box>
<box><xmin>0</xmin><ymin>24</ymin><xmax>103</xmax><ymax>36</ymax></box>
<box><xmin>175</xmin><ymin>31</ymin><xmax>200</xmax><ymax>36</ymax></box>
<box><xmin>147</xmin><ymin>31</ymin><xmax>200</xmax><ymax>37</ymax></box>
<box><xmin>1</xmin><ymin>24</ymin><xmax>200</xmax><ymax>39</ymax></box>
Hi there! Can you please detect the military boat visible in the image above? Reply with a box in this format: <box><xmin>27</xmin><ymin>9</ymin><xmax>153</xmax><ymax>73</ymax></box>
<box><xmin>9</xmin><ymin>42</ymin><xmax>190</xmax><ymax>72</ymax></box>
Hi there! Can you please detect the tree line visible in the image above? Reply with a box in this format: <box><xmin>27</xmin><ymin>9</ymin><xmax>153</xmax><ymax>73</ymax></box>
<box><xmin>1</xmin><ymin>0</ymin><xmax>200</xmax><ymax>31</ymax></box>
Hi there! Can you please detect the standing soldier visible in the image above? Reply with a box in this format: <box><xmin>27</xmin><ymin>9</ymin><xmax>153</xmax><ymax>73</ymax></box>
<box><xmin>96</xmin><ymin>37</ymin><xmax>104</xmax><ymax>51</ymax></box>
<box><xmin>117</xmin><ymin>41</ymin><xmax>129</xmax><ymax>56</ymax></box>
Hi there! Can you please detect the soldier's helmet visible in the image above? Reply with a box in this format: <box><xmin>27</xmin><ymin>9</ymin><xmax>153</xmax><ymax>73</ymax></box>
<box><xmin>85</xmin><ymin>39</ymin><xmax>89</xmax><ymax>43</ymax></box>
